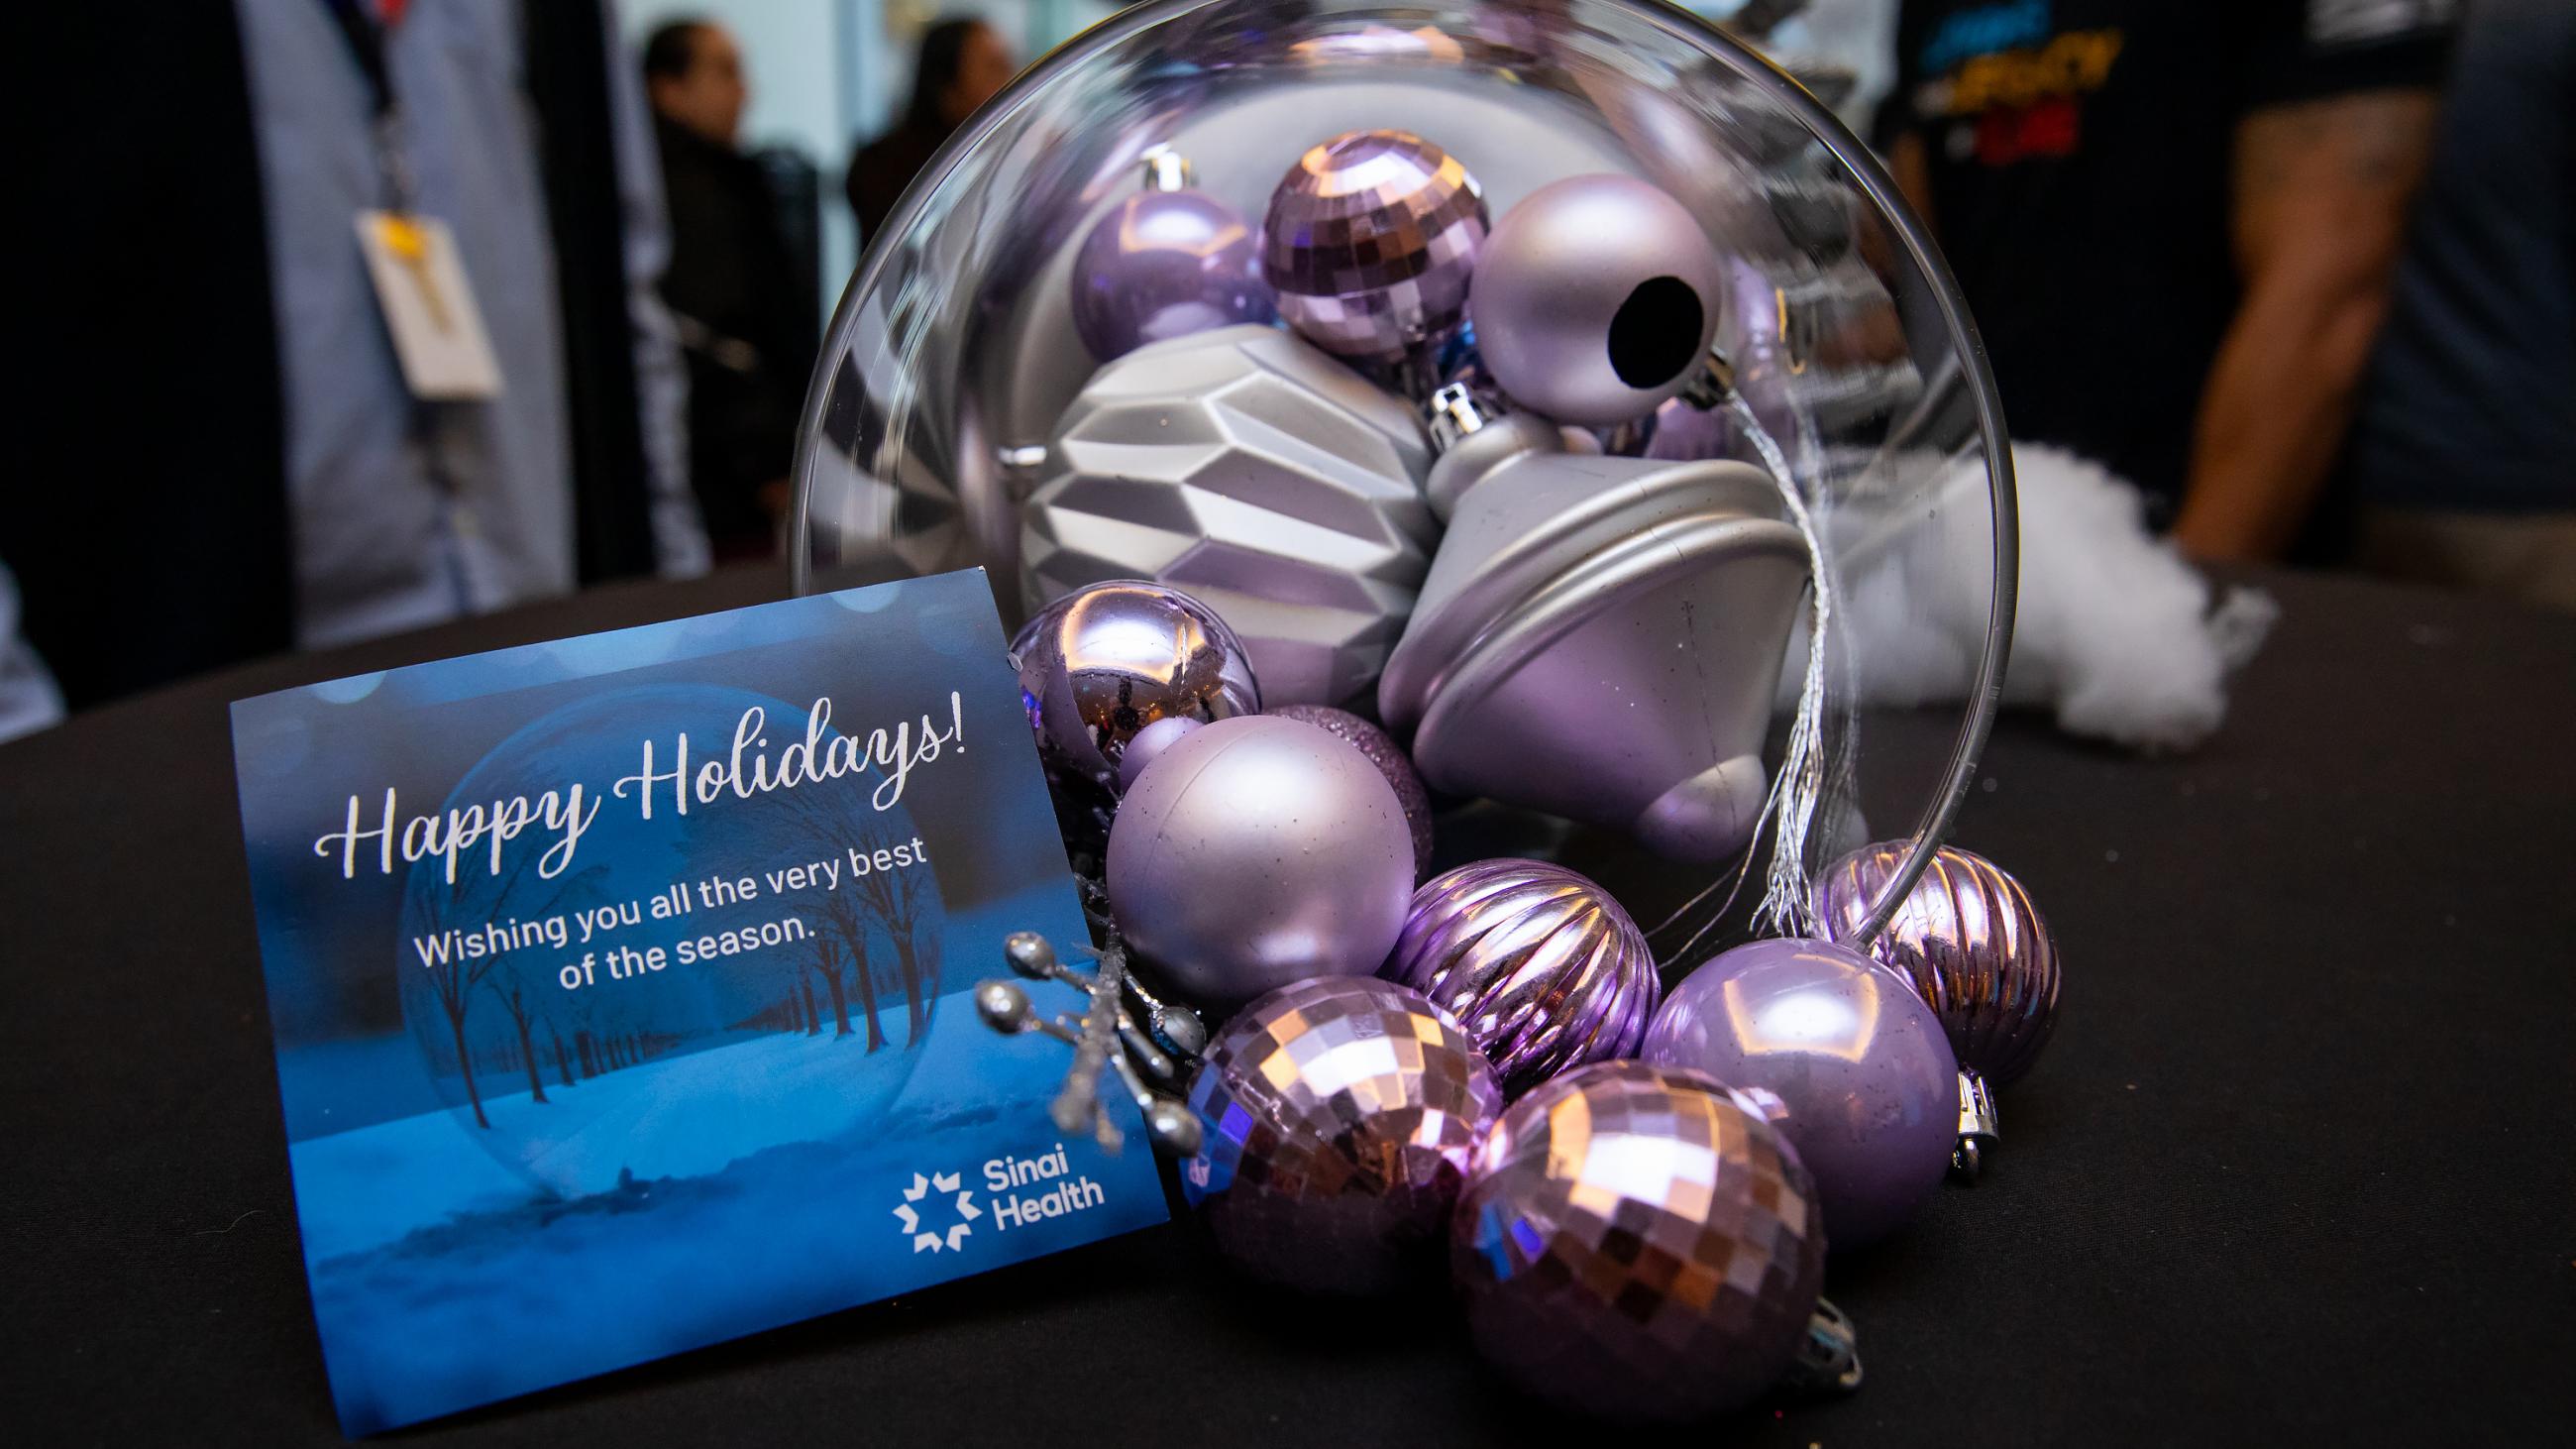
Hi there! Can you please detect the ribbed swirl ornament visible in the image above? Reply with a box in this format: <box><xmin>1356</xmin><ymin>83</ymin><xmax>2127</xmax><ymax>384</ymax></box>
<box><xmin>1380</xmin><ymin>860</ymin><xmax>1660</xmax><ymax>1096</ymax></box>
<box><xmin>1813</xmin><ymin>840</ymin><xmax>2063</xmax><ymax>1088</ymax></box>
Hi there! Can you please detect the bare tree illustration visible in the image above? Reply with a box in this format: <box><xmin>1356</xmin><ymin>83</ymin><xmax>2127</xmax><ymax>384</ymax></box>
<box><xmin>850</xmin><ymin>855</ymin><xmax>940</xmax><ymax>1048</ymax></box>
<box><xmin>497</xmin><ymin>980</ymin><xmax>550</xmax><ymax>1104</ymax></box>
<box><xmin>764</xmin><ymin>782</ymin><xmax>942</xmax><ymax>1050</ymax></box>
<box><xmin>547</xmin><ymin>1016</ymin><xmax>577</xmax><ymax>1089</ymax></box>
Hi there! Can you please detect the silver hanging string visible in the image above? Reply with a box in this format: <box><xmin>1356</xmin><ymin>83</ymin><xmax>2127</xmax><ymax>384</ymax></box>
<box><xmin>1721</xmin><ymin>389</ymin><xmax>1836</xmax><ymax>942</ymax></box>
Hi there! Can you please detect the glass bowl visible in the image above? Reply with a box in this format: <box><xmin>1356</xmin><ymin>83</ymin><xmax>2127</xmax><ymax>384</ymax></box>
<box><xmin>791</xmin><ymin>0</ymin><xmax>2016</xmax><ymax>946</ymax></box>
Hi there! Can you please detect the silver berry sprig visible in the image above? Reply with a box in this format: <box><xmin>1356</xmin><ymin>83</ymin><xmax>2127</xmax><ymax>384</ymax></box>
<box><xmin>975</xmin><ymin>930</ymin><xmax>1207</xmax><ymax>1156</ymax></box>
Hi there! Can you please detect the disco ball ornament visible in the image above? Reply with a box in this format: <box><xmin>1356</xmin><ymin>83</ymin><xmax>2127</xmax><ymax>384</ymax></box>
<box><xmin>1643</xmin><ymin>938</ymin><xmax>1958</xmax><ymax>1250</ymax></box>
<box><xmin>1381</xmin><ymin>860</ymin><xmax>1658</xmax><ymax>1095</ymax></box>
<box><xmin>1010</xmin><ymin>580</ymin><xmax>1260</xmax><ymax>806</ymax></box>
<box><xmin>1182</xmin><ymin>975</ymin><xmax>1504</xmax><ymax>1294</ymax></box>
<box><xmin>1814</xmin><ymin>840</ymin><xmax>2063</xmax><ymax>1179</ymax></box>
<box><xmin>1264</xmin><ymin>703</ymin><xmax>1435</xmax><ymax>876</ymax></box>
<box><xmin>1262</xmin><ymin>129</ymin><xmax>1489</xmax><ymax>367</ymax></box>
<box><xmin>1467</xmin><ymin>174</ymin><xmax>1727</xmax><ymax>426</ymax></box>
<box><xmin>1452</xmin><ymin>1060</ymin><xmax>1855</xmax><ymax>1422</ymax></box>
<box><xmin>1107</xmin><ymin>715</ymin><xmax>1416</xmax><ymax>1008</ymax></box>
<box><xmin>1023</xmin><ymin>324</ymin><xmax>1437</xmax><ymax>709</ymax></box>
<box><xmin>1070</xmin><ymin>150</ymin><xmax>1275</xmax><ymax>361</ymax></box>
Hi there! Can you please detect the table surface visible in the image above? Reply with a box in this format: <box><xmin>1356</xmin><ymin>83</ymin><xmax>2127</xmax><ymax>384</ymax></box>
<box><xmin>4</xmin><ymin>564</ymin><xmax>2570</xmax><ymax>1447</ymax></box>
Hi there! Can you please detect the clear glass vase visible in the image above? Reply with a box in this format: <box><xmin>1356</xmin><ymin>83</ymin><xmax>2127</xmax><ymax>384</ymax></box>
<box><xmin>791</xmin><ymin>0</ymin><xmax>2017</xmax><ymax>943</ymax></box>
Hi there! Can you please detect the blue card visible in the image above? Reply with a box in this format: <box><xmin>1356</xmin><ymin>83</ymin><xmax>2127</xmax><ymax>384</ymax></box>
<box><xmin>229</xmin><ymin>570</ymin><xmax>1166</xmax><ymax>1434</ymax></box>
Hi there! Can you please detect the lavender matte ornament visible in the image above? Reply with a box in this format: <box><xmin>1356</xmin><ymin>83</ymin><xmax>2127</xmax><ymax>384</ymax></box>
<box><xmin>1115</xmin><ymin>716</ymin><xmax>1204</xmax><ymax>794</ymax></box>
<box><xmin>1381</xmin><ymin>860</ymin><xmax>1658</xmax><ymax>1095</ymax></box>
<box><xmin>1452</xmin><ymin>1060</ymin><xmax>1859</xmax><ymax>1422</ymax></box>
<box><xmin>1466</xmin><ymin>174</ymin><xmax>1727</xmax><ymax>426</ymax></box>
<box><xmin>1071</xmin><ymin>150</ymin><xmax>1275</xmax><ymax>361</ymax></box>
<box><xmin>1264</xmin><ymin>703</ymin><xmax>1434</xmax><ymax>875</ymax></box>
<box><xmin>1814</xmin><ymin>841</ymin><xmax>2064</xmax><ymax>1179</ymax></box>
<box><xmin>1262</xmin><ymin>129</ymin><xmax>1489</xmax><ymax>367</ymax></box>
<box><xmin>1182</xmin><ymin>976</ymin><xmax>1503</xmax><ymax>1294</ymax></box>
<box><xmin>1107</xmin><ymin>716</ymin><xmax>1415</xmax><ymax>1008</ymax></box>
<box><xmin>1644</xmin><ymin>938</ymin><xmax>1958</xmax><ymax>1250</ymax></box>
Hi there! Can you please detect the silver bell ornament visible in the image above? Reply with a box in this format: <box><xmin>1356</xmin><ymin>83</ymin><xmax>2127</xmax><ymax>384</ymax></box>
<box><xmin>1380</xmin><ymin>390</ymin><xmax>1810</xmax><ymax>862</ymax></box>
<box><xmin>1023</xmin><ymin>324</ymin><xmax>1439</xmax><ymax>710</ymax></box>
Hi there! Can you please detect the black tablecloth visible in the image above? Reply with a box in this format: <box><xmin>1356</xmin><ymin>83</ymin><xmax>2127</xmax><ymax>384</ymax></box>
<box><xmin>5</xmin><ymin>565</ymin><xmax>2571</xmax><ymax>1446</ymax></box>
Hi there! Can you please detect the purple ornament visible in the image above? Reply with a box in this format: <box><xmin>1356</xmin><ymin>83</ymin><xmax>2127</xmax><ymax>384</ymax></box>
<box><xmin>1114</xmin><ymin>715</ymin><xmax>1204</xmax><ymax>794</ymax></box>
<box><xmin>1451</xmin><ymin>1060</ymin><xmax>1837</xmax><ymax>1422</ymax></box>
<box><xmin>1010</xmin><ymin>580</ymin><xmax>1260</xmax><ymax>800</ymax></box>
<box><xmin>1071</xmin><ymin>188</ymin><xmax>1275</xmax><ymax>362</ymax></box>
<box><xmin>1107</xmin><ymin>716</ymin><xmax>1416</xmax><ymax>1008</ymax></box>
<box><xmin>1466</xmin><ymin>174</ymin><xmax>1727</xmax><ymax>426</ymax></box>
<box><xmin>1644</xmin><ymin>938</ymin><xmax>1958</xmax><ymax>1250</ymax></box>
<box><xmin>1382</xmin><ymin>860</ymin><xmax>1658</xmax><ymax>1095</ymax></box>
<box><xmin>1813</xmin><ymin>841</ymin><xmax>2062</xmax><ymax>1085</ymax></box>
<box><xmin>1183</xmin><ymin>976</ymin><xmax>1503</xmax><ymax>1294</ymax></box>
<box><xmin>1640</xmin><ymin>393</ymin><xmax>1741</xmax><ymax>462</ymax></box>
<box><xmin>1262</xmin><ymin>129</ymin><xmax>1489</xmax><ymax>365</ymax></box>
<box><xmin>1264</xmin><ymin>703</ymin><xmax>1434</xmax><ymax>874</ymax></box>
<box><xmin>1814</xmin><ymin>841</ymin><xmax>2062</xmax><ymax>1180</ymax></box>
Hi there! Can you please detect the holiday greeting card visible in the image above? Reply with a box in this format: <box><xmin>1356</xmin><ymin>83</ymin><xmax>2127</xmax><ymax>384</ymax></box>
<box><xmin>229</xmin><ymin>571</ymin><xmax>1165</xmax><ymax>1434</ymax></box>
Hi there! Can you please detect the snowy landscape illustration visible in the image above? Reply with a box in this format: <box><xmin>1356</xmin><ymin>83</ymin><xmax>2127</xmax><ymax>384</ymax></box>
<box><xmin>231</xmin><ymin>575</ymin><xmax>1165</xmax><ymax>1434</ymax></box>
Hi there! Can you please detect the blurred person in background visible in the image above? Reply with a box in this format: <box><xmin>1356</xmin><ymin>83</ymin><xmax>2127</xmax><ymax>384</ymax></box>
<box><xmin>1881</xmin><ymin>0</ymin><xmax>2453</xmax><ymax>561</ymax></box>
<box><xmin>845</xmin><ymin>17</ymin><xmax>1017</xmax><ymax>247</ymax></box>
<box><xmin>2345</xmin><ymin>0</ymin><xmax>2575</xmax><ymax>612</ymax></box>
<box><xmin>7</xmin><ymin>1</ymin><xmax>705</xmax><ymax>734</ymax></box>
<box><xmin>645</xmin><ymin>17</ymin><xmax>816</xmax><ymax>559</ymax></box>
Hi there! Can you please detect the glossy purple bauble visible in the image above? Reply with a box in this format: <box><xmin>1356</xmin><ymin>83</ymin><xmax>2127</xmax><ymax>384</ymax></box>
<box><xmin>1071</xmin><ymin>188</ymin><xmax>1275</xmax><ymax>362</ymax></box>
<box><xmin>1262</xmin><ymin>129</ymin><xmax>1488</xmax><ymax>364</ymax></box>
<box><xmin>1382</xmin><ymin>860</ymin><xmax>1658</xmax><ymax>1095</ymax></box>
<box><xmin>1107</xmin><ymin>716</ymin><xmax>1415</xmax><ymax>1008</ymax></box>
<box><xmin>1263</xmin><ymin>703</ymin><xmax>1434</xmax><ymax>875</ymax></box>
<box><xmin>1010</xmin><ymin>580</ymin><xmax>1260</xmax><ymax>799</ymax></box>
<box><xmin>1645</xmin><ymin>938</ymin><xmax>1958</xmax><ymax>1250</ymax></box>
<box><xmin>1451</xmin><ymin>1060</ymin><xmax>1825</xmax><ymax>1422</ymax></box>
<box><xmin>1183</xmin><ymin>976</ymin><xmax>1503</xmax><ymax>1294</ymax></box>
<box><xmin>1813</xmin><ymin>841</ymin><xmax>2062</xmax><ymax>1086</ymax></box>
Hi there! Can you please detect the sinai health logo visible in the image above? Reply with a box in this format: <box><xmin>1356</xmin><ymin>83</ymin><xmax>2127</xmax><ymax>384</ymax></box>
<box><xmin>891</xmin><ymin>1144</ymin><xmax>1107</xmax><ymax>1254</ymax></box>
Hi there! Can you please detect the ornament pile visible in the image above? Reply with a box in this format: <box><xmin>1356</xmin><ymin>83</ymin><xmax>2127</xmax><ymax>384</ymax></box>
<box><xmin>1026</xmin><ymin>127</ymin><xmax>1816</xmax><ymax>882</ymax></box>
<box><xmin>980</xmin><ymin>575</ymin><xmax>2066</xmax><ymax>1424</ymax></box>
<box><xmin>957</xmin><ymin>99</ymin><xmax>2055</xmax><ymax>1424</ymax></box>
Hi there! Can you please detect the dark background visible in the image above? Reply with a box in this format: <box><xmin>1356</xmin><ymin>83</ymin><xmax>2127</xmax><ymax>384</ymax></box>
<box><xmin>3</xmin><ymin>564</ymin><xmax>2571</xmax><ymax>1446</ymax></box>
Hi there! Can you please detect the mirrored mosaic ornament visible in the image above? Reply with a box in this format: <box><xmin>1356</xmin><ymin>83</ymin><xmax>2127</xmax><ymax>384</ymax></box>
<box><xmin>1181</xmin><ymin>976</ymin><xmax>1503</xmax><ymax>1294</ymax></box>
<box><xmin>1024</xmin><ymin>325</ymin><xmax>1437</xmax><ymax>709</ymax></box>
<box><xmin>1451</xmin><ymin>1060</ymin><xmax>1845</xmax><ymax>1422</ymax></box>
<box><xmin>1814</xmin><ymin>840</ymin><xmax>2062</xmax><ymax>1179</ymax></box>
<box><xmin>1262</xmin><ymin>129</ymin><xmax>1489</xmax><ymax>366</ymax></box>
<box><xmin>1009</xmin><ymin>580</ymin><xmax>1260</xmax><ymax>805</ymax></box>
<box><xmin>1381</xmin><ymin>860</ymin><xmax>1658</xmax><ymax>1095</ymax></box>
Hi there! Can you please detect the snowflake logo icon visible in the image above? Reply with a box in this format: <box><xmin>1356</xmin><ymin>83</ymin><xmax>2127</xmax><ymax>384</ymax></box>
<box><xmin>892</xmin><ymin>1170</ymin><xmax>981</xmax><ymax>1253</ymax></box>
